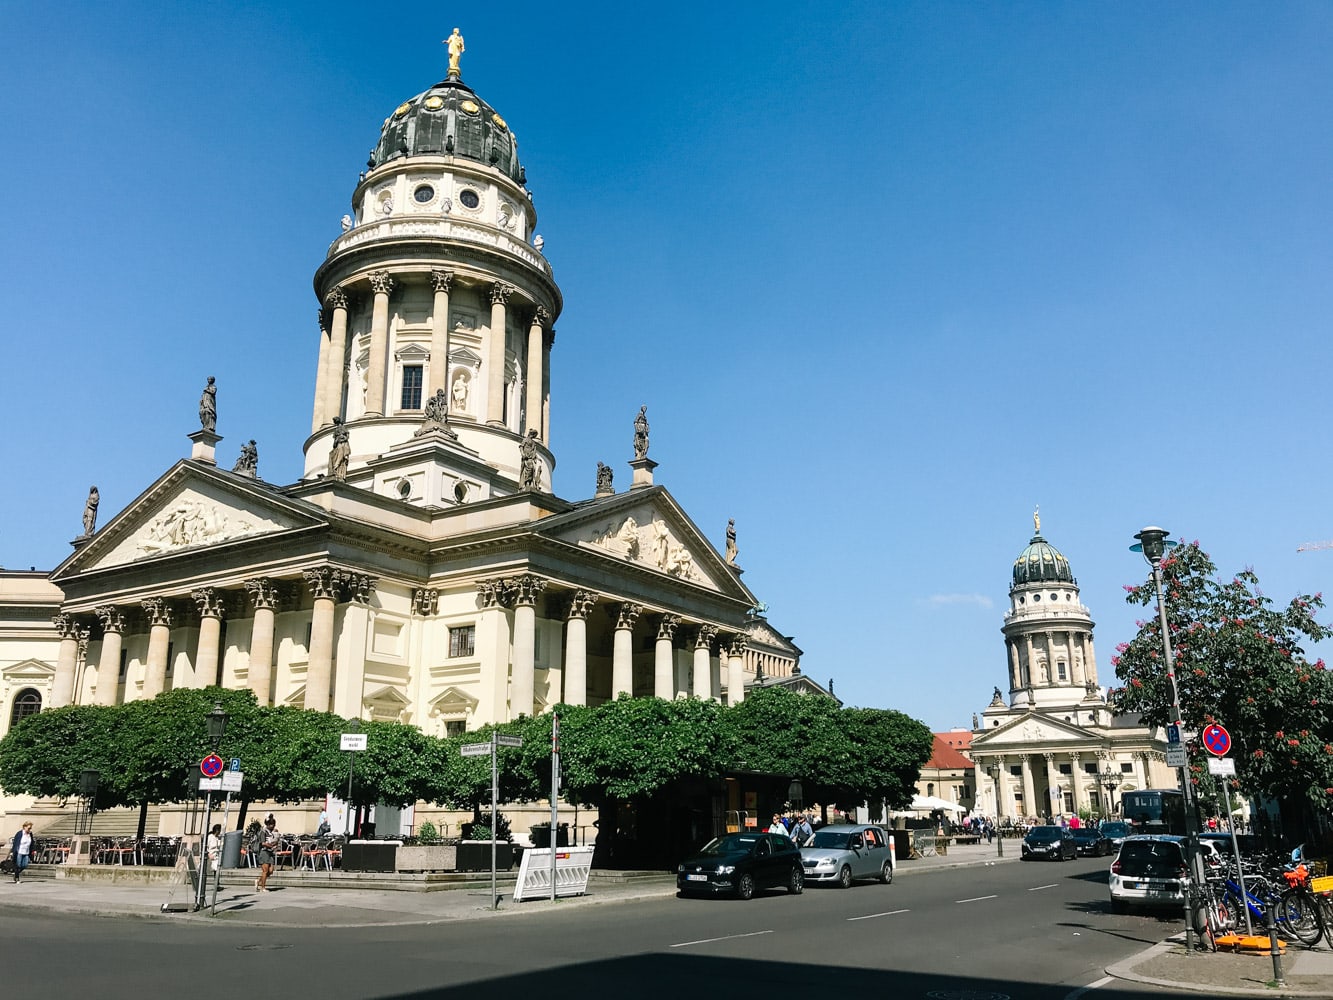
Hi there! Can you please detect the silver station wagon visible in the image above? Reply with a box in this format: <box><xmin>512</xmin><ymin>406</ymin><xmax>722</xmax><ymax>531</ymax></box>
<box><xmin>800</xmin><ymin>823</ymin><xmax>895</xmax><ymax>887</ymax></box>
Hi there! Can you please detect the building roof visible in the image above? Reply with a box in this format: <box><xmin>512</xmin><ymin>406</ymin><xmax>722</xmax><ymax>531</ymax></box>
<box><xmin>938</xmin><ymin>730</ymin><xmax>973</xmax><ymax>754</ymax></box>
<box><xmin>369</xmin><ymin>76</ymin><xmax>525</xmax><ymax>183</ymax></box>
<box><xmin>924</xmin><ymin>734</ymin><xmax>974</xmax><ymax>771</ymax></box>
<box><xmin>1012</xmin><ymin>532</ymin><xmax>1074</xmax><ymax>586</ymax></box>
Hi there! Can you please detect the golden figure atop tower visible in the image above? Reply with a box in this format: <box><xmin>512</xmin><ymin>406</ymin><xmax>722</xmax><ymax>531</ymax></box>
<box><xmin>444</xmin><ymin>27</ymin><xmax>465</xmax><ymax>79</ymax></box>
<box><xmin>1033</xmin><ymin>506</ymin><xmax>1041</xmax><ymax>534</ymax></box>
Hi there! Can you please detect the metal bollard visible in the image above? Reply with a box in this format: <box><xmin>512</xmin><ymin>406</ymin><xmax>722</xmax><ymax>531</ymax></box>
<box><xmin>1267</xmin><ymin>899</ymin><xmax>1286</xmax><ymax>987</ymax></box>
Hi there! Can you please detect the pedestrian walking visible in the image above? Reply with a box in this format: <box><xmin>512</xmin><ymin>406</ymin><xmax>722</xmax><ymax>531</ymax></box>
<box><xmin>10</xmin><ymin>821</ymin><xmax>34</xmax><ymax>884</ymax></box>
<box><xmin>255</xmin><ymin>814</ymin><xmax>280</xmax><ymax>891</ymax></box>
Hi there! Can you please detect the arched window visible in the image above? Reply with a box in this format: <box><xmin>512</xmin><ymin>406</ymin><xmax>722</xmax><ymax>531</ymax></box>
<box><xmin>9</xmin><ymin>688</ymin><xmax>41</xmax><ymax>729</ymax></box>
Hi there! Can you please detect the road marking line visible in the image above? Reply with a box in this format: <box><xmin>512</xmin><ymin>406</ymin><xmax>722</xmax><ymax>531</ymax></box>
<box><xmin>669</xmin><ymin>930</ymin><xmax>774</xmax><ymax>948</ymax></box>
<box><xmin>956</xmin><ymin>894</ymin><xmax>998</xmax><ymax>903</ymax></box>
<box><xmin>1029</xmin><ymin>883</ymin><xmax>1059</xmax><ymax>891</ymax></box>
<box><xmin>847</xmin><ymin>909</ymin><xmax>910</xmax><ymax>921</ymax></box>
<box><xmin>1062</xmin><ymin>974</ymin><xmax>1112</xmax><ymax>1000</ymax></box>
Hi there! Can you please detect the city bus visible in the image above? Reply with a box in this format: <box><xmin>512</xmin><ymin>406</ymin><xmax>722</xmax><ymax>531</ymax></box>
<box><xmin>1121</xmin><ymin>789</ymin><xmax>1186</xmax><ymax>836</ymax></box>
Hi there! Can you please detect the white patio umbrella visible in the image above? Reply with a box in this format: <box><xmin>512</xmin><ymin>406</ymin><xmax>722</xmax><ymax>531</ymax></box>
<box><xmin>908</xmin><ymin>794</ymin><xmax>967</xmax><ymax>813</ymax></box>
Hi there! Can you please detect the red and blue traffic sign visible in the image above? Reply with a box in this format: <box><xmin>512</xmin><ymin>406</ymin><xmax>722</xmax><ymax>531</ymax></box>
<box><xmin>200</xmin><ymin>753</ymin><xmax>224</xmax><ymax>777</ymax></box>
<box><xmin>1202</xmin><ymin>724</ymin><xmax>1232</xmax><ymax>757</ymax></box>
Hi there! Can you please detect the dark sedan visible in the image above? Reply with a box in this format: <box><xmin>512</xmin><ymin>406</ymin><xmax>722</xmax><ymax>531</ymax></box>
<box><xmin>677</xmin><ymin>832</ymin><xmax>805</xmax><ymax>899</ymax></box>
<box><xmin>1070</xmin><ymin>827</ymin><xmax>1111</xmax><ymax>856</ymax></box>
<box><xmin>1021</xmin><ymin>825</ymin><xmax>1076</xmax><ymax>861</ymax></box>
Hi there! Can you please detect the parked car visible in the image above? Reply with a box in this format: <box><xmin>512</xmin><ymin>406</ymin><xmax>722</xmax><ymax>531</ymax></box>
<box><xmin>1098</xmin><ymin>821</ymin><xmax>1133</xmax><ymax>851</ymax></box>
<box><xmin>799</xmin><ymin>824</ymin><xmax>895</xmax><ymax>887</ymax></box>
<box><xmin>1108</xmin><ymin>835</ymin><xmax>1188</xmax><ymax>913</ymax></box>
<box><xmin>677</xmin><ymin>832</ymin><xmax>804</xmax><ymax>899</ymax></box>
<box><xmin>1071</xmin><ymin>828</ymin><xmax>1111</xmax><ymax>857</ymax></box>
<box><xmin>1022</xmin><ymin>825</ymin><xmax>1076</xmax><ymax>861</ymax></box>
<box><xmin>1198</xmin><ymin>832</ymin><xmax>1262</xmax><ymax>859</ymax></box>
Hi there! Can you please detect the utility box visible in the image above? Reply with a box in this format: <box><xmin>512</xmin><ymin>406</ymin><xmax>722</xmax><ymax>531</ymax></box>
<box><xmin>220</xmin><ymin>830</ymin><xmax>244</xmax><ymax>869</ymax></box>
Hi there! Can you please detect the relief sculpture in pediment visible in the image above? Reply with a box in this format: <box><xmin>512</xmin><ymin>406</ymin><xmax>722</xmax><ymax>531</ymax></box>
<box><xmin>138</xmin><ymin>499</ymin><xmax>255</xmax><ymax>556</ymax></box>
<box><xmin>586</xmin><ymin>515</ymin><xmax>699</xmax><ymax>583</ymax></box>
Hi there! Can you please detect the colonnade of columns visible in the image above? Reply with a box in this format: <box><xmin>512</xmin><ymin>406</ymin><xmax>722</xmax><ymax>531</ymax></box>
<box><xmin>475</xmin><ymin>576</ymin><xmax>750</xmax><ymax>720</ymax></box>
<box><xmin>310</xmin><ymin>271</ymin><xmax>553</xmax><ymax>443</ymax></box>
<box><xmin>1003</xmin><ymin>627</ymin><xmax>1097</xmax><ymax>691</ymax></box>
<box><xmin>49</xmin><ymin>568</ymin><xmax>376</xmax><ymax>714</ymax></box>
<box><xmin>975</xmin><ymin>749</ymin><xmax>1152</xmax><ymax>822</ymax></box>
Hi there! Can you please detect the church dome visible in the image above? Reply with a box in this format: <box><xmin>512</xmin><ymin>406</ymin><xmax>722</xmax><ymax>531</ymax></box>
<box><xmin>1012</xmin><ymin>533</ymin><xmax>1074</xmax><ymax>586</ymax></box>
<box><xmin>368</xmin><ymin>77</ymin><xmax>525</xmax><ymax>185</ymax></box>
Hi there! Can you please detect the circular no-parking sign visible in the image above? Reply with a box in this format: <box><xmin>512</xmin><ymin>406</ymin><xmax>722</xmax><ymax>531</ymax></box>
<box><xmin>200</xmin><ymin>753</ymin><xmax>224</xmax><ymax>777</ymax></box>
<box><xmin>1202</xmin><ymin>724</ymin><xmax>1232</xmax><ymax>757</ymax></box>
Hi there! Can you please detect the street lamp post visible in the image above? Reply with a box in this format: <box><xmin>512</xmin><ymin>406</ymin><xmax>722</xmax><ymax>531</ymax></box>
<box><xmin>1100</xmin><ymin>766</ymin><xmax>1119</xmax><ymax>818</ymax></box>
<box><xmin>196</xmin><ymin>699</ymin><xmax>228</xmax><ymax>911</ymax></box>
<box><xmin>988</xmin><ymin>764</ymin><xmax>1004</xmax><ymax>856</ymax></box>
<box><xmin>1133</xmin><ymin>526</ymin><xmax>1203</xmax><ymax>952</ymax></box>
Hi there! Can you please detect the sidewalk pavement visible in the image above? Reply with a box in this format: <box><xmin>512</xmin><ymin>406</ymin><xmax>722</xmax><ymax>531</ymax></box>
<box><xmin>6</xmin><ymin>840</ymin><xmax>1332</xmax><ymax>996</ymax></box>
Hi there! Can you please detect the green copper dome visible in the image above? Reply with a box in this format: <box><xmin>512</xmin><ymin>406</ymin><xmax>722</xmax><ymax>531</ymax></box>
<box><xmin>369</xmin><ymin>78</ymin><xmax>525</xmax><ymax>185</ymax></box>
<box><xmin>1012</xmin><ymin>533</ymin><xmax>1075</xmax><ymax>586</ymax></box>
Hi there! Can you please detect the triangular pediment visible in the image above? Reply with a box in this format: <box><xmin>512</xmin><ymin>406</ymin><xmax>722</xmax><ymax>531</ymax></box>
<box><xmin>973</xmin><ymin>712</ymin><xmax>1101</xmax><ymax>748</ymax></box>
<box><xmin>537</xmin><ymin>488</ymin><xmax>749</xmax><ymax>600</ymax></box>
<box><xmin>55</xmin><ymin>462</ymin><xmax>328</xmax><ymax>577</ymax></box>
<box><xmin>2</xmin><ymin>659</ymin><xmax>55</xmax><ymax>683</ymax></box>
<box><xmin>428</xmin><ymin>685</ymin><xmax>477</xmax><ymax>716</ymax></box>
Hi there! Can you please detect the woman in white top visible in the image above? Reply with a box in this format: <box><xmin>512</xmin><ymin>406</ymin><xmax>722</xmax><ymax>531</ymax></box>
<box><xmin>10</xmin><ymin>821</ymin><xmax>34</xmax><ymax>884</ymax></box>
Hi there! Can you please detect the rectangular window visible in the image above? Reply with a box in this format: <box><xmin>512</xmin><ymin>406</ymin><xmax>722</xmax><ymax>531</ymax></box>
<box><xmin>119</xmin><ymin>649</ymin><xmax>128</xmax><ymax>678</ymax></box>
<box><xmin>166</xmin><ymin>642</ymin><xmax>174</xmax><ymax>675</ymax></box>
<box><xmin>1057</xmin><ymin>661</ymin><xmax>1067</xmax><ymax>680</ymax></box>
<box><xmin>1121</xmin><ymin>762</ymin><xmax>1133</xmax><ymax>773</ymax></box>
<box><xmin>401</xmin><ymin>365</ymin><xmax>423</xmax><ymax>410</ymax></box>
<box><xmin>444</xmin><ymin>720</ymin><xmax>466</xmax><ymax>738</ymax></box>
<box><xmin>449</xmin><ymin>624</ymin><xmax>476</xmax><ymax>658</ymax></box>
<box><xmin>1059</xmin><ymin>763</ymin><xmax>1071</xmax><ymax>775</ymax></box>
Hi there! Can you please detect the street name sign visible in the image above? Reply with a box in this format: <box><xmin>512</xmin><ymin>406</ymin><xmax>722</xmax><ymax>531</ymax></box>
<box><xmin>340</xmin><ymin>733</ymin><xmax>368</xmax><ymax>752</ymax></box>
<box><xmin>461</xmin><ymin>742</ymin><xmax>491</xmax><ymax>757</ymax></box>
<box><xmin>496</xmin><ymin>735</ymin><xmax>524</xmax><ymax>748</ymax></box>
<box><xmin>1207</xmin><ymin>757</ymin><xmax>1236</xmax><ymax>776</ymax></box>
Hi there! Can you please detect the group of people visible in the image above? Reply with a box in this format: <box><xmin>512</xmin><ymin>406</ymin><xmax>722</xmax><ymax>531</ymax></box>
<box><xmin>767</xmin><ymin>810</ymin><xmax>821</xmax><ymax>846</ymax></box>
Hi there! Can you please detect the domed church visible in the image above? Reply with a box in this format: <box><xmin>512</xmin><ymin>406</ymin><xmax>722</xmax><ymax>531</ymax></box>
<box><xmin>969</xmin><ymin>513</ymin><xmax>1170</xmax><ymax>823</ymax></box>
<box><xmin>0</xmin><ymin>39</ymin><xmax>805</xmax><ymax>826</ymax></box>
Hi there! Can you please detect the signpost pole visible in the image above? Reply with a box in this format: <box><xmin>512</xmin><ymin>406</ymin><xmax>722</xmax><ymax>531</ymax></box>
<box><xmin>211</xmin><ymin>790</ymin><xmax>232</xmax><ymax>916</ymax></box>
<box><xmin>551</xmin><ymin>713</ymin><xmax>559</xmax><ymax>903</ymax></box>
<box><xmin>490</xmin><ymin>729</ymin><xmax>499</xmax><ymax>911</ymax></box>
<box><xmin>1221</xmin><ymin>779</ymin><xmax>1252</xmax><ymax>935</ymax></box>
<box><xmin>196</xmin><ymin>788</ymin><xmax>213</xmax><ymax>911</ymax></box>
<box><xmin>345</xmin><ymin>721</ymin><xmax>360</xmax><ymax>839</ymax></box>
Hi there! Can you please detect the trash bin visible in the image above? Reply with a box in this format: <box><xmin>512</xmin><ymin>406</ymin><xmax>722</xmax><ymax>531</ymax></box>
<box><xmin>531</xmin><ymin>824</ymin><xmax>571</xmax><ymax>849</ymax></box>
<box><xmin>220</xmin><ymin>830</ymin><xmax>244</xmax><ymax>869</ymax></box>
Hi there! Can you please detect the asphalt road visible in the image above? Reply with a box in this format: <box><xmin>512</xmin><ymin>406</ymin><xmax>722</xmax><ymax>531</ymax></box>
<box><xmin>0</xmin><ymin>856</ymin><xmax>1197</xmax><ymax>1000</ymax></box>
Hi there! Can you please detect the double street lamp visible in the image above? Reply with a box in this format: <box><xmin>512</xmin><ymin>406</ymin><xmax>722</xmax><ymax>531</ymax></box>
<box><xmin>1099</xmin><ymin>765</ymin><xmax>1119</xmax><ymax>817</ymax></box>
<box><xmin>1132</xmin><ymin>526</ymin><xmax>1203</xmax><ymax>952</ymax></box>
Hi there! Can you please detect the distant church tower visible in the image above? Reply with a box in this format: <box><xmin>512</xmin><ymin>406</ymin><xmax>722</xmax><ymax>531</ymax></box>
<box><xmin>1001</xmin><ymin>510</ymin><xmax>1100</xmax><ymax>710</ymax></box>
<box><xmin>303</xmin><ymin>46</ymin><xmax>560</xmax><ymax>505</ymax></box>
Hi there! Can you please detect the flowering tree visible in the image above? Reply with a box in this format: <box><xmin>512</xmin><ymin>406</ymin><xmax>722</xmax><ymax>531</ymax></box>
<box><xmin>1111</xmin><ymin>540</ymin><xmax>1333</xmax><ymax>825</ymax></box>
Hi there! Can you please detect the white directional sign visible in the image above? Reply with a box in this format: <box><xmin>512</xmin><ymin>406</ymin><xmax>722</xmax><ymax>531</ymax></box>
<box><xmin>496</xmin><ymin>735</ymin><xmax>524</xmax><ymax>748</ymax></box>
<box><xmin>1206</xmin><ymin>757</ymin><xmax>1236</xmax><ymax>776</ymax></box>
<box><xmin>340</xmin><ymin>733</ymin><xmax>368</xmax><ymax>752</ymax></box>
<box><xmin>1166</xmin><ymin>745</ymin><xmax>1188</xmax><ymax>768</ymax></box>
<box><xmin>461</xmin><ymin>743</ymin><xmax>491</xmax><ymax>757</ymax></box>
<box><xmin>221</xmin><ymin>771</ymin><xmax>243</xmax><ymax>792</ymax></box>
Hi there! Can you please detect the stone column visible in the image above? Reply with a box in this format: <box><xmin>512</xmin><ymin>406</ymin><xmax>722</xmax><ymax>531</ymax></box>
<box><xmin>542</xmin><ymin>328</ymin><xmax>553</xmax><ymax>443</ymax></box>
<box><xmin>141</xmin><ymin>598</ymin><xmax>173</xmax><ymax>700</ymax></box>
<box><xmin>510</xmin><ymin>575</ymin><xmax>546</xmax><ymax>720</ymax></box>
<box><xmin>1069</xmin><ymin>752</ymin><xmax>1083</xmax><ymax>816</ymax></box>
<box><xmin>428</xmin><ymin>270</ymin><xmax>453</xmax><ymax>400</ymax></box>
<box><xmin>562</xmin><ymin>591</ymin><xmax>597</xmax><ymax>706</ymax></box>
<box><xmin>726</xmin><ymin>635</ymin><xmax>748</xmax><ymax>705</ymax></box>
<box><xmin>611</xmin><ymin>603</ymin><xmax>642</xmax><ymax>698</ymax></box>
<box><xmin>51</xmin><ymin>613</ymin><xmax>83</xmax><ymax>708</ymax></box>
<box><xmin>1023</xmin><ymin>635</ymin><xmax>1035</xmax><ymax>687</ymax></box>
<box><xmin>692</xmin><ymin>625</ymin><xmax>717</xmax><ymax>700</ymax></box>
<box><xmin>364</xmin><ymin>271</ymin><xmax>394</xmax><ymax>417</ymax></box>
<box><xmin>525</xmin><ymin>307</ymin><xmax>547</xmax><ymax>438</ymax></box>
<box><xmin>333</xmin><ymin>572</ymin><xmax>375</xmax><ymax>719</ymax></box>
<box><xmin>94</xmin><ymin>606</ymin><xmax>125</xmax><ymax>706</ymax></box>
<box><xmin>312</xmin><ymin>306</ymin><xmax>331</xmax><ymax>432</ymax></box>
<box><xmin>1042</xmin><ymin>752</ymin><xmax>1059</xmax><ymax>817</ymax></box>
<box><xmin>304</xmin><ymin>568</ymin><xmax>340</xmax><ymax>712</ymax></box>
<box><xmin>244</xmin><ymin>578</ymin><xmax>279</xmax><ymax>706</ymax></box>
<box><xmin>322</xmin><ymin>288</ymin><xmax>350</xmax><ymax>426</ymax></box>
<box><xmin>476</xmin><ymin>581</ymin><xmax>512</xmax><ymax>723</ymax></box>
<box><xmin>486</xmin><ymin>283</ymin><xmax>513</xmax><ymax>426</ymax></box>
<box><xmin>192</xmin><ymin>587</ymin><xmax>224</xmax><ymax>690</ymax></box>
<box><xmin>654</xmin><ymin>615</ymin><xmax>678</xmax><ymax>700</ymax></box>
<box><xmin>1020</xmin><ymin>754</ymin><xmax>1035</xmax><ymax>820</ymax></box>
<box><xmin>1007</xmin><ymin>640</ymin><xmax>1019</xmax><ymax>691</ymax></box>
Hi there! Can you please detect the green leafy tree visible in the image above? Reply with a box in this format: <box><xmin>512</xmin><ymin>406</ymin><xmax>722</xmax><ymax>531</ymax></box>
<box><xmin>0</xmin><ymin>704</ymin><xmax>117</xmax><ymax>799</ymax></box>
<box><xmin>1112</xmin><ymin>540</ymin><xmax>1333</xmax><ymax>826</ymax></box>
<box><xmin>835</xmin><ymin>706</ymin><xmax>935</xmax><ymax>811</ymax></box>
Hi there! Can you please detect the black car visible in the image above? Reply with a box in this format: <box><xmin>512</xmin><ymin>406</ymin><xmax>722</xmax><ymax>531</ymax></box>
<box><xmin>1070</xmin><ymin>827</ymin><xmax>1111</xmax><ymax>857</ymax></box>
<box><xmin>1022</xmin><ymin>825</ymin><xmax>1077</xmax><ymax>861</ymax></box>
<box><xmin>677</xmin><ymin>832</ymin><xmax>805</xmax><ymax>899</ymax></box>
<box><xmin>1099</xmin><ymin>821</ymin><xmax>1133</xmax><ymax>852</ymax></box>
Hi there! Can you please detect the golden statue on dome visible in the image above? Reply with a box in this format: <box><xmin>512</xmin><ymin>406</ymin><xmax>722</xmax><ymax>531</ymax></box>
<box><xmin>1033</xmin><ymin>506</ymin><xmax>1041</xmax><ymax>534</ymax></box>
<box><xmin>444</xmin><ymin>27</ymin><xmax>465</xmax><ymax>79</ymax></box>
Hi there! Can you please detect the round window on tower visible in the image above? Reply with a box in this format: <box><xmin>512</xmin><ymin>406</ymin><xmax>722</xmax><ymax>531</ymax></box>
<box><xmin>397</xmin><ymin>479</ymin><xmax>412</xmax><ymax>500</ymax></box>
<box><xmin>1049</xmin><ymin>593</ymin><xmax>1058</xmax><ymax>601</ymax></box>
<box><xmin>1033</xmin><ymin>594</ymin><xmax>1041</xmax><ymax>602</ymax></box>
<box><xmin>459</xmin><ymin>188</ymin><xmax>481</xmax><ymax>210</ymax></box>
<box><xmin>413</xmin><ymin>183</ymin><xmax>435</xmax><ymax>205</ymax></box>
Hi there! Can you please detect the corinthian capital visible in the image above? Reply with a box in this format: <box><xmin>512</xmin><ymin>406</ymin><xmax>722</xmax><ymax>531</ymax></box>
<box><xmin>304</xmin><ymin>567</ymin><xmax>341</xmax><ymax>601</ymax></box>
<box><xmin>489</xmin><ymin>282</ymin><xmax>514</xmax><ymax>306</ymax></box>
<box><xmin>336</xmin><ymin>571</ymin><xmax>376</xmax><ymax>605</ymax></box>
<box><xmin>477</xmin><ymin>579</ymin><xmax>508</xmax><ymax>609</ymax></box>
<box><xmin>95</xmin><ymin>605</ymin><xmax>126</xmax><ymax>633</ymax></box>
<box><xmin>531</xmin><ymin>305</ymin><xmax>549</xmax><ymax>328</ymax></box>
<box><xmin>326</xmin><ymin>287</ymin><xmax>349</xmax><ymax>310</ymax></box>
<box><xmin>191</xmin><ymin>587</ymin><xmax>224</xmax><ymax>619</ymax></box>
<box><xmin>412</xmin><ymin>588</ymin><xmax>439</xmax><ymax>617</ymax></box>
<box><xmin>694</xmin><ymin>624</ymin><xmax>718</xmax><ymax>650</ymax></box>
<box><xmin>141</xmin><ymin>597</ymin><xmax>174</xmax><ymax>628</ymax></box>
<box><xmin>566</xmin><ymin>590</ymin><xmax>598</xmax><ymax>621</ymax></box>
<box><xmin>244</xmin><ymin>578</ymin><xmax>280</xmax><ymax>611</ymax></box>
<box><xmin>511</xmin><ymin>574</ymin><xmax>546</xmax><ymax>607</ymax></box>
<box><xmin>615</xmin><ymin>603</ymin><xmax>642</xmax><ymax>631</ymax></box>
<box><xmin>369</xmin><ymin>271</ymin><xmax>394</xmax><ymax>295</ymax></box>
<box><xmin>727</xmin><ymin>634</ymin><xmax>750</xmax><ymax>657</ymax></box>
<box><xmin>53</xmin><ymin>612</ymin><xmax>83</xmax><ymax>640</ymax></box>
<box><xmin>657</xmin><ymin>614</ymin><xmax>680</xmax><ymax>641</ymax></box>
<box><xmin>430</xmin><ymin>269</ymin><xmax>454</xmax><ymax>294</ymax></box>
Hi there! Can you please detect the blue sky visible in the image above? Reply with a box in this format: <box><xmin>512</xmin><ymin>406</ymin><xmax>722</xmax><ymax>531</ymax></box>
<box><xmin>4</xmin><ymin>3</ymin><xmax>1332</xmax><ymax>732</ymax></box>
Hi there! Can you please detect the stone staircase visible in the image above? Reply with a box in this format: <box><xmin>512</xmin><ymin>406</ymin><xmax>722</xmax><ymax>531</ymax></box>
<box><xmin>33</xmin><ymin>805</ymin><xmax>162</xmax><ymax>839</ymax></box>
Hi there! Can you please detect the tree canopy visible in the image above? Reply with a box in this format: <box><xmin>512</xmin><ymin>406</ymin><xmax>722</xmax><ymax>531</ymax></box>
<box><xmin>1112</xmin><ymin>540</ymin><xmax>1333</xmax><ymax>813</ymax></box>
